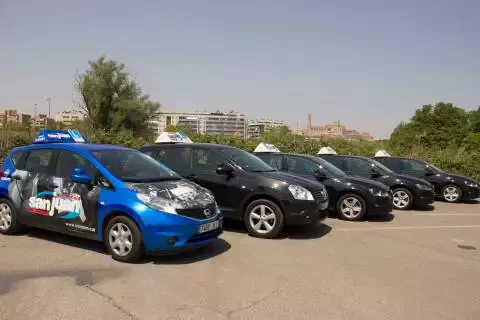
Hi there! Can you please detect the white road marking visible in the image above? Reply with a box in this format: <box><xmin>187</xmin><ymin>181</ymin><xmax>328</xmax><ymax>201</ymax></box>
<box><xmin>414</xmin><ymin>213</ymin><xmax>480</xmax><ymax>216</ymax></box>
<box><xmin>335</xmin><ymin>225</ymin><xmax>480</xmax><ymax>231</ymax></box>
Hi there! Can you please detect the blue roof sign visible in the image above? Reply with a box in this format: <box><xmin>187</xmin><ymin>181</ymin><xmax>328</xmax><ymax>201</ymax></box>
<box><xmin>33</xmin><ymin>129</ymin><xmax>88</xmax><ymax>144</ymax></box>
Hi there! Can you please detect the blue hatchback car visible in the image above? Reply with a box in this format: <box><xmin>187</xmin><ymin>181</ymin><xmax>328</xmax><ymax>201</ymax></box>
<box><xmin>0</xmin><ymin>130</ymin><xmax>222</xmax><ymax>262</ymax></box>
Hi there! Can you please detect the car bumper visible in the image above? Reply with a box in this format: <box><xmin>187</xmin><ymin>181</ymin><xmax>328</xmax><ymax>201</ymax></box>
<box><xmin>413</xmin><ymin>189</ymin><xmax>435</xmax><ymax>206</ymax></box>
<box><xmin>283</xmin><ymin>199</ymin><xmax>329</xmax><ymax>226</ymax></box>
<box><xmin>461</xmin><ymin>186</ymin><xmax>480</xmax><ymax>200</ymax></box>
<box><xmin>367</xmin><ymin>196</ymin><xmax>393</xmax><ymax>215</ymax></box>
<box><xmin>141</xmin><ymin>214</ymin><xmax>223</xmax><ymax>254</ymax></box>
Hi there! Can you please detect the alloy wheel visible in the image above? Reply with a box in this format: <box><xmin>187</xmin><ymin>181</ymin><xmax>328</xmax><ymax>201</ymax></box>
<box><xmin>0</xmin><ymin>203</ymin><xmax>12</xmax><ymax>231</ymax></box>
<box><xmin>340</xmin><ymin>197</ymin><xmax>363</xmax><ymax>219</ymax></box>
<box><xmin>108</xmin><ymin>223</ymin><xmax>133</xmax><ymax>257</ymax></box>
<box><xmin>393</xmin><ymin>190</ymin><xmax>410</xmax><ymax>209</ymax></box>
<box><xmin>443</xmin><ymin>186</ymin><xmax>460</xmax><ymax>202</ymax></box>
<box><xmin>249</xmin><ymin>204</ymin><xmax>276</xmax><ymax>234</ymax></box>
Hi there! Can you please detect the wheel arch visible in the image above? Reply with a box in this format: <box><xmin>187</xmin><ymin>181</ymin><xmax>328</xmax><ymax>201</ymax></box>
<box><xmin>99</xmin><ymin>209</ymin><xmax>144</xmax><ymax>242</ymax></box>
<box><xmin>240</xmin><ymin>193</ymin><xmax>284</xmax><ymax>219</ymax></box>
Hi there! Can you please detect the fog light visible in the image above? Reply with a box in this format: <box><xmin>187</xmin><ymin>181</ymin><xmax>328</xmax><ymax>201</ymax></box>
<box><xmin>167</xmin><ymin>237</ymin><xmax>177</xmax><ymax>245</ymax></box>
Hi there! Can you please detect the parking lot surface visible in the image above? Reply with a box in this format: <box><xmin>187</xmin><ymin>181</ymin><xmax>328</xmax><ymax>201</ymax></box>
<box><xmin>1</xmin><ymin>201</ymin><xmax>479</xmax><ymax>320</ymax></box>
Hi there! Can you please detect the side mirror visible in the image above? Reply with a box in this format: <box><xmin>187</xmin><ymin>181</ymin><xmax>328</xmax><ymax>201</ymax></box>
<box><xmin>371</xmin><ymin>166</ymin><xmax>381</xmax><ymax>178</ymax></box>
<box><xmin>315</xmin><ymin>169</ymin><xmax>327</xmax><ymax>180</ymax></box>
<box><xmin>71</xmin><ymin>168</ymin><xmax>92</xmax><ymax>184</ymax></box>
<box><xmin>216</xmin><ymin>164</ymin><xmax>234</xmax><ymax>176</ymax></box>
<box><xmin>425</xmin><ymin>168</ymin><xmax>435</xmax><ymax>176</ymax></box>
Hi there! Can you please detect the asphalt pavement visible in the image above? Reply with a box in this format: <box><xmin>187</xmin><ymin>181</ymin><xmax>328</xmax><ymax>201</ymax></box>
<box><xmin>1</xmin><ymin>200</ymin><xmax>479</xmax><ymax>320</ymax></box>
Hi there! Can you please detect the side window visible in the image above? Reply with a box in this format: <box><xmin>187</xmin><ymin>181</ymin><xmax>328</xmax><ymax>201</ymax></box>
<box><xmin>56</xmin><ymin>150</ymin><xmax>97</xmax><ymax>178</ymax></box>
<box><xmin>346</xmin><ymin>158</ymin><xmax>373</xmax><ymax>174</ymax></box>
<box><xmin>382</xmin><ymin>158</ymin><xmax>404</xmax><ymax>171</ymax></box>
<box><xmin>257</xmin><ymin>154</ymin><xmax>283</xmax><ymax>170</ymax></box>
<box><xmin>154</xmin><ymin>148</ymin><xmax>191</xmax><ymax>172</ymax></box>
<box><xmin>402</xmin><ymin>160</ymin><xmax>426</xmax><ymax>173</ymax></box>
<box><xmin>24</xmin><ymin>149</ymin><xmax>55</xmax><ymax>174</ymax></box>
<box><xmin>192</xmin><ymin>148</ymin><xmax>225</xmax><ymax>171</ymax></box>
<box><xmin>286</xmin><ymin>156</ymin><xmax>318</xmax><ymax>175</ymax></box>
<box><xmin>323</xmin><ymin>156</ymin><xmax>348</xmax><ymax>171</ymax></box>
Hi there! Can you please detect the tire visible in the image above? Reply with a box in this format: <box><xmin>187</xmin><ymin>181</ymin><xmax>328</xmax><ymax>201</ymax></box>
<box><xmin>104</xmin><ymin>215</ymin><xmax>144</xmax><ymax>263</ymax></box>
<box><xmin>392</xmin><ymin>188</ymin><xmax>413</xmax><ymax>210</ymax></box>
<box><xmin>244</xmin><ymin>199</ymin><xmax>285</xmax><ymax>238</ymax></box>
<box><xmin>441</xmin><ymin>184</ymin><xmax>463</xmax><ymax>203</ymax></box>
<box><xmin>0</xmin><ymin>198</ymin><xmax>21</xmax><ymax>235</ymax></box>
<box><xmin>336</xmin><ymin>193</ymin><xmax>367</xmax><ymax>221</ymax></box>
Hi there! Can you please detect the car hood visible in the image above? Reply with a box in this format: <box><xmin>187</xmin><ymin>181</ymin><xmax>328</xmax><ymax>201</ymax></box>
<box><xmin>394</xmin><ymin>174</ymin><xmax>432</xmax><ymax>186</ymax></box>
<box><xmin>126</xmin><ymin>179</ymin><xmax>215</xmax><ymax>209</ymax></box>
<box><xmin>342</xmin><ymin>175</ymin><xmax>390</xmax><ymax>191</ymax></box>
<box><xmin>254</xmin><ymin>171</ymin><xmax>325</xmax><ymax>190</ymax></box>
<box><xmin>444</xmin><ymin>173</ymin><xmax>479</xmax><ymax>185</ymax></box>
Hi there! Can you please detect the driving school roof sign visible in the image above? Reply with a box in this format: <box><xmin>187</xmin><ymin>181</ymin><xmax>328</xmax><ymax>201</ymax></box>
<box><xmin>33</xmin><ymin>130</ymin><xmax>88</xmax><ymax>144</ymax></box>
<box><xmin>155</xmin><ymin>132</ymin><xmax>193</xmax><ymax>143</ymax></box>
<box><xmin>317</xmin><ymin>146</ymin><xmax>337</xmax><ymax>154</ymax></box>
<box><xmin>254</xmin><ymin>143</ymin><xmax>280</xmax><ymax>153</ymax></box>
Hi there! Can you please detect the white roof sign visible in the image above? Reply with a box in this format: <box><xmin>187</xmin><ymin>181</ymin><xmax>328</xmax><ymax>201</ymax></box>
<box><xmin>254</xmin><ymin>142</ymin><xmax>280</xmax><ymax>153</ymax></box>
<box><xmin>317</xmin><ymin>146</ymin><xmax>337</xmax><ymax>154</ymax></box>
<box><xmin>155</xmin><ymin>132</ymin><xmax>193</xmax><ymax>144</ymax></box>
<box><xmin>375</xmin><ymin>150</ymin><xmax>391</xmax><ymax>157</ymax></box>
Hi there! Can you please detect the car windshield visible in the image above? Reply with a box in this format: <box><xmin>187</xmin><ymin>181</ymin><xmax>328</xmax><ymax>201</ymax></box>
<box><xmin>222</xmin><ymin>148</ymin><xmax>276</xmax><ymax>172</ymax></box>
<box><xmin>369</xmin><ymin>158</ymin><xmax>394</xmax><ymax>174</ymax></box>
<box><xmin>91</xmin><ymin>149</ymin><xmax>181</xmax><ymax>183</ymax></box>
<box><xmin>311</xmin><ymin>157</ymin><xmax>346</xmax><ymax>177</ymax></box>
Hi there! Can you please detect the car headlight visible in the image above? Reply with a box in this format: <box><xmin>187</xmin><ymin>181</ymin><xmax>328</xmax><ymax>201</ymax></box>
<box><xmin>415</xmin><ymin>183</ymin><xmax>431</xmax><ymax>190</ymax></box>
<box><xmin>369</xmin><ymin>188</ymin><xmax>389</xmax><ymax>197</ymax></box>
<box><xmin>465</xmin><ymin>181</ymin><xmax>479</xmax><ymax>188</ymax></box>
<box><xmin>136</xmin><ymin>192</ymin><xmax>181</xmax><ymax>215</ymax></box>
<box><xmin>288</xmin><ymin>184</ymin><xmax>314</xmax><ymax>201</ymax></box>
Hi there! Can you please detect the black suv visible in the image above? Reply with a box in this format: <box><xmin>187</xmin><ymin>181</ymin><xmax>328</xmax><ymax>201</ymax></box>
<box><xmin>317</xmin><ymin>154</ymin><xmax>435</xmax><ymax>210</ymax></box>
<box><xmin>374</xmin><ymin>156</ymin><xmax>480</xmax><ymax>203</ymax></box>
<box><xmin>139</xmin><ymin>143</ymin><xmax>329</xmax><ymax>238</ymax></box>
<box><xmin>254</xmin><ymin>152</ymin><xmax>393</xmax><ymax>221</ymax></box>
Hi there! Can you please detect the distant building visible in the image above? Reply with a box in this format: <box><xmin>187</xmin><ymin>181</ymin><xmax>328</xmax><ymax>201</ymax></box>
<box><xmin>247</xmin><ymin>118</ymin><xmax>287</xmax><ymax>139</ymax></box>
<box><xmin>156</xmin><ymin>111</ymin><xmax>247</xmax><ymax>137</ymax></box>
<box><xmin>30</xmin><ymin>114</ymin><xmax>54</xmax><ymax>129</ymax></box>
<box><xmin>300</xmin><ymin>114</ymin><xmax>374</xmax><ymax>141</ymax></box>
<box><xmin>0</xmin><ymin>109</ymin><xmax>31</xmax><ymax>127</ymax></box>
<box><xmin>55</xmin><ymin>110</ymin><xmax>85</xmax><ymax>126</ymax></box>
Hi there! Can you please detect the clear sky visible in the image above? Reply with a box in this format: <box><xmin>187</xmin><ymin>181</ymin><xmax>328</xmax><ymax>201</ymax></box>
<box><xmin>1</xmin><ymin>0</ymin><xmax>479</xmax><ymax>138</ymax></box>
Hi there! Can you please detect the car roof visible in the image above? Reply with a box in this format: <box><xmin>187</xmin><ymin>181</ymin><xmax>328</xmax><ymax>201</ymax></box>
<box><xmin>140</xmin><ymin>143</ymin><xmax>236</xmax><ymax>150</ymax></box>
<box><xmin>11</xmin><ymin>143</ymin><xmax>133</xmax><ymax>153</ymax></box>
<box><xmin>255</xmin><ymin>152</ymin><xmax>318</xmax><ymax>159</ymax></box>
<box><xmin>318</xmin><ymin>154</ymin><xmax>370</xmax><ymax>161</ymax></box>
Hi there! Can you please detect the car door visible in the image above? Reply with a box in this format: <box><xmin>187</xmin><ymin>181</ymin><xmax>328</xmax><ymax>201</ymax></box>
<box><xmin>18</xmin><ymin>148</ymin><xmax>58</xmax><ymax>229</ymax></box>
<box><xmin>284</xmin><ymin>155</ymin><xmax>318</xmax><ymax>180</ymax></box>
<box><xmin>52</xmin><ymin>149</ymin><xmax>101</xmax><ymax>238</ymax></box>
<box><xmin>189</xmin><ymin>147</ymin><xmax>242</xmax><ymax>219</ymax></box>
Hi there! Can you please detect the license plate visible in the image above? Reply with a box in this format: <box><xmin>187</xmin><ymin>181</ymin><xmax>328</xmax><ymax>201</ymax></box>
<box><xmin>198</xmin><ymin>220</ymin><xmax>220</xmax><ymax>233</ymax></box>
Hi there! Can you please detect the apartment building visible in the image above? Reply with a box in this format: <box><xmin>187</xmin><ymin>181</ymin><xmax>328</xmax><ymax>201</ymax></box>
<box><xmin>156</xmin><ymin>111</ymin><xmax>247</xmax><ymax>137</ymax></box>
<box><xmin>0</xmin><ymin>110</ymin><xmax>31</xmax><ymax>127</ymax></box>
<box><xmin>247</xmin><ymin>118</ymin><xmax>287</xmax><ymax>139</ymax></box>
<box><xmin>55</xmin><ymin>110</ymin><xmax>85</xmax><ymax>126</ymax></box>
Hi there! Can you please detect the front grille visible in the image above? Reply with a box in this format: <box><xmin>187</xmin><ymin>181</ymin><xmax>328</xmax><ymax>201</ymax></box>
<box><xmin>176</xmin><ymin>203</ymin><xmax>217</xmax><ymax>220</ymax></box>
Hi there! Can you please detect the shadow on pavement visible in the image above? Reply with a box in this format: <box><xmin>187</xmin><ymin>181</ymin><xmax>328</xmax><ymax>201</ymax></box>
<box><xmin>0</xmin><ymin>267</ymin><xmax>125</xmax><ymax>296</ymax></box>
<box><xmin>24</xmin><ymin>229</ymin><xmax>230</xmax><ymax>265</ymax></box>
<box><xmin>463</xmin><ymin>199</ymin><xmax>480</xmax><ymax>205</ymax></box>
<box><xmin>413</xmin><ymin>204</ymin><xmax>435</xmax><ymax>212</ymax></box>
<box><xmin>222</xmin><ymin>219</ymin><xmax>332</xmax><ymax>240</ymax></box>
<box><xmin>365</xmin><ymin>213</ymin><xmax>395</xmax><ymax>222</ymax></box>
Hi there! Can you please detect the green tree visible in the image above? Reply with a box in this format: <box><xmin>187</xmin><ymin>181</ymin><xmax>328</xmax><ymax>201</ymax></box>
<box><xmin>75</xmin><ymin>56</ymin><xmax>161</xmax><ymax>138</ymax></box>
<box><xmin>389</xmin><ymin>102</ymin><xmax>470</xmax><ymax>150</ymax></box>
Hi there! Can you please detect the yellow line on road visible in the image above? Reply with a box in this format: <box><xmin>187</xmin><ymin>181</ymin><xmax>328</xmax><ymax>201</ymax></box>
<box><xmin>335</xmin><ymin>225</ymin><xmax>480</xmax><ymax>231</ymax></box>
